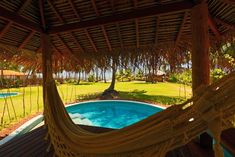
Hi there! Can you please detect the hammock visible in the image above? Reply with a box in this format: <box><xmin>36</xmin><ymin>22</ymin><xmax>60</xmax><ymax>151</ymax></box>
<box><xmin>42</xmin><ymin>42</ymin><xmax>235</xmax><ymax>157</ymax></box>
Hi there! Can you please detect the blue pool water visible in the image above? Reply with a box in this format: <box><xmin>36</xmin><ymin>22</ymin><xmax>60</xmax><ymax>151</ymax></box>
<box><xmin>66</xmin><ymin>100</ymin><xmax>163</xmax><ymax>129</ymax></box>
<box><xmin>0</xmin><ymin>92</ymin><xmax>18</xmax><ymax>98</ymax></box>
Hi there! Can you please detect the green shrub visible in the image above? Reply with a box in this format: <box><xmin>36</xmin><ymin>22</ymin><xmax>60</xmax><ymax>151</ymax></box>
<box><xmin>168</xmin><ymin>70</ymin><xmax>192</xmax><ymax>85</ymax></box>
<box><xmin>210</xmin><ymin>68</ymin><xmax>226</xmax><ymax>82</ymax></box>
<box><xmin>88</xmin><ymin>74</ymin><xmax>95</xmax><ymax>82</ymax></box>
<box><xmin>168</xmin><ymin>74</ymin><xmax>178</xmax><ymax>83</ymax></box>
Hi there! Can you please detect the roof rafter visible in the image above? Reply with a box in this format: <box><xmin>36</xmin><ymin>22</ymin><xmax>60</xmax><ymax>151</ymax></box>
<box><xmin>155</xmin><ymin>17</ymin><xmax>160</xmax><ymax>45</ymax></box>
<box><xmin>47</xmin><ymin>0</ymin><xmax>63</xmax><ymax>23</ymax></box>
<box><xmin>91</xmin><ymin>0</ymin><xmax>112</xmax><ymax>51</ymax></box>
<box><xmin>110</xmin><ymin>0</ymin><xmax>115</xmax><ymax>12</ymax></box>
<box><xmin>67</xmin><ymin>0</ymin><xmax>80</xmax><ymax>19</ymax></box>
<box><xmin>135</xmin><ymin>19</ymin><xmax>139</xmax><ymax>48</ymax></box>
<box><xmin>133</xmin><ymin>0</ymin><xmax>139</xmax><ymax>48</ymax></box>
<box><xmin>109</xmin><ymin>0</ymin><xmax>123</xmax><ymax>49</ymax></box>
<box><xmin>222</xmin><ymin>0</ymin><xmax>235</xmax><ymax>5</ymax></box>
<box><xmin>101</xmin><ymin>26</ymin><xmax>112</xmax><ymax>51</ymax></box>
<box><xmin>49</xmin><ymin>0</ymin><xmax>194</xmax><ymax>34</ymax></box>
<box><xmin>52</xmin><ymin>44</ymin><xmax>63</xmax><ymax>56</ymax></box>
<box><xmin>208</xmin><ymin>15</ymin><xmax>221</xmax><ymax>40</ymax></box>
<box><xmin>84</xmin><ymin>29</ymin><xmax>98</xmax><ymax>52</ymax></box>
<box><xmin>0</xmin><ymin>6</ymin><xmax>42</xmax><ymax>33</ymax></box>
<box><xmin>70</xmin><ymin>33</ymin><xmax>84</xmax><ymax>53</ymax></box>
<box><xmin>174</xmin><ymin>12</ymin><xmax>188</xmax><ymax>51</ymax></box>
<box><xmin>0</xmin><ymin>21</ymin><xmax>13</xmax><ymax>38</ymax></box>
<box><xmin>116</xmin><ymin>23</ymin><xmax>124</xmax><ymax>49</ymax></box>
<box><xmin>215</xmin><ymin>18</ymin><xmax>235</xmax><ymax>30</ymax></box>
<box><xmin>18</xmin><ymin>31</ymin><xmax>35</xmax><ymax>50</ymax></box>
<box><xmin>55</xmin><ymin>34</ymin><xmax>78</xmax><ymax>60</ymax></box>
<box><xmin>36</xmin><ymin>45</ymin><xmax>42</xmax><ymax>53</ymax></box>
<box><xmin>17</xmin><ymin>0</ymin><xmax>31</xmax><ymax>15</ymax></box>
<box><xmin>91</xmin><ymin>0</ymin><xmax>100</xmax><ymax>16</ymax></box>
<box><xmin>48</xmin><ymin>1</ymin><xmax>84</xmax><ymax>54</ymax></box>
<box><xmin>39</xmin><ymin>0</ymin><xmax>46</xmax><ymax>29</ymax></box>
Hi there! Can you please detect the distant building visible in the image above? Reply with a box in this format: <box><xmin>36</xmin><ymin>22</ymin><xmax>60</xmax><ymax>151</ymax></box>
<box><xmin>146</xmin><ymin>70</ymin><xmax>166</xmax><ymax>83</ymax></box>
<box><xmin>1</xmin><ymin>70</ymin><xmax>26</xmax><ymax>80</ymax></box>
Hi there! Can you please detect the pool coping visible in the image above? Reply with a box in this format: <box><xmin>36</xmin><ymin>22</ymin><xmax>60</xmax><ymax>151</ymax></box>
<box><xmin>66</xmin><ymin>99</ymin><xmax>167</xmax><ymax>109</ymax></box>
<box><xmin>0</xmin><ymin>100</ymin><xmax>165</xmax><ymax>145</ymax></box>
<box><xmin>0</xmin><ymin>115</ymin><xmax>43</xmax><ymax>145</ymax></box>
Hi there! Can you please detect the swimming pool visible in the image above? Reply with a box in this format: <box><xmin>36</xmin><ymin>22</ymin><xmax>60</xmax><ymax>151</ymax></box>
<box><xmin>0</xmin><ymin>92</ymin><xmax>18</xmax><ymax>98</ymax></box>
<box><xmin>0</xmin><ymin>100</ymin><xmax>233</xmax><ymax>156</ymax></box>
<box><xmin>66</xmin><ymin>100</ymin><xmax>164</xmax><ymax>129</ymax></box>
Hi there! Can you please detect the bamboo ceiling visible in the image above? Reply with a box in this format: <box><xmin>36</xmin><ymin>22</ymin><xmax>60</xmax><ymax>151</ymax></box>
<box><xmin>0</xmin><ymin>0</ymin><xmax>234</xmax><ymax>69</ymax></box>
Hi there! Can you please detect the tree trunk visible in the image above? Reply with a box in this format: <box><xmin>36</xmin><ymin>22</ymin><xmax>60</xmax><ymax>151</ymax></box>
<box><xmin>0</xmin><ymin>68</ymin><xmax>3</xmax><ymax>79</ymax></box>
<box><xmin>96</xmin><ymin>67</ymin><xmax>99</xmax><ymax>82</ymax></box>
<box><xmin>77</xmin><ymin>72</ymin><xmax>81</xmax><ymax>84</ymax></box>
<box><xmin>103</xmin><ymin>69</ymin><xmax>107</xmax><ymax>83</ymax></box>
<box><xmin>107</xmin><ymin>65</ymin><xmax>116</xmax><ymax>91</ymax></box>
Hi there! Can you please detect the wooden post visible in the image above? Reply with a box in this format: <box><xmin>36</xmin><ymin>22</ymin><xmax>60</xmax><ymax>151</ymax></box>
<box><xmin>191</xmin><ymin>1</ymin><xmax>212</xmax><ymax>149</ymax></box>
<box><xmin>41</xmin><ymin>33</ymin><xmax>53</xmax><ymax>103</ymax></box>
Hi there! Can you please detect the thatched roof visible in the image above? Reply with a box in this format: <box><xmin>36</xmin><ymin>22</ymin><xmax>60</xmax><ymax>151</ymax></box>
<box><xmin>0</xmin><ymin>0</ymin><xmax>234</xmax><ymax>69</ymax></box>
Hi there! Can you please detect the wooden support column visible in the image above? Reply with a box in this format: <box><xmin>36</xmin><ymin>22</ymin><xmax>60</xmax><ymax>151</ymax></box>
<box><xmin>41</xmin><ymin>33</ymin><xmax>53</xmax><ymax>101</ymax></box>
<box><xmin>191</xmin><ymin>1</ymin><xmax>212</xmax><ymax>149</ymax></box>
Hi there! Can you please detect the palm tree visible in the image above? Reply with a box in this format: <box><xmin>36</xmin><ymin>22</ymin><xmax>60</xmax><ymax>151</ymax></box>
<box><xmin>101</xmin><ymin>60</ymin><xmax>118</xmax><ymax>99</ymax></box>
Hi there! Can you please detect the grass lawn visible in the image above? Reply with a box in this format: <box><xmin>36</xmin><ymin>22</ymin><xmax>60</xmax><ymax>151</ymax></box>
<box><xmin>0</xmin><ymin>81</ymin><xmax>191</xmax><ymax>130</ymax></box>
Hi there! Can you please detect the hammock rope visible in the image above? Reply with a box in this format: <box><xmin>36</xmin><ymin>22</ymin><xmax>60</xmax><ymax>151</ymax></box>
<box><xmin>42</xmin><ymin>34</ymin><xmax>235</xmax><ymax>157</ymax></box>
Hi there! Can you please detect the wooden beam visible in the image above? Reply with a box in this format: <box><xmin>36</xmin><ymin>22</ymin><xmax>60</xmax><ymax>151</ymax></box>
<box><xmin>17</xmin><ymin>0</ymin><xmax>31</xmax><ymax>15</ymax></box>
<box><xmin>70</xmin><ymin>33</ymin><xmax>84</xmax><ymax>53</ymax></box>
<box><xmin>0</xmin><ymin>22</ymin><xmax>12</xmax><ymax>38</ymax></box>
<box><xmin>48</xmin><ymin>0</ymin><xmax>194</xmax><ymax>34</ymax></box>
<box><xmin>18</xmin><ymin>31</ymin><xmax>35</xmax><ymax>50</ymax></box>
<box><xmin>47</xmin><ymin>0</ymin><xmax>63</xmax><ymax>23</ymax></box>
<box><xmin>155</xmin><ymin>17</ymin><xmax>160</xmax><ymax>45</ymax></box>
<box><xmin>208</xmin><ymin>15</ymin><xmax>221</xmax><ymax>40</ymax></box>
<box><xmin>0</xmin><ymin>6</ymin><xmax>42</xmax><ymax>33</ymax></box>
<box><xmin>174</xmin><ymin>12</ymin><xmax>188</xmax><ymax>50</ymax></box>
<box><xmin>84</xmin><ymin>29</ymin><xmax>98</xmax><ymax>52</ymax></box>
<box><xmin>67</xmin><ymin>0</ymin><xmax>80</xmax><ymax>19</ymax></box>
<box><xmin>39</xmin><ymin>0</ymin><xmax>46</xmax><ymax>29</ymax></box>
